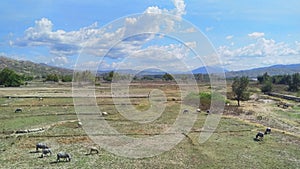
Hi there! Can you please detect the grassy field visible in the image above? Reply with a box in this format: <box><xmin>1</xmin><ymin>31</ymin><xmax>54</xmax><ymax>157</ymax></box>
<box><xmin>0</xmin><ymin>82</ymin><xmax>299</xmax><ymax>168</ymax></box>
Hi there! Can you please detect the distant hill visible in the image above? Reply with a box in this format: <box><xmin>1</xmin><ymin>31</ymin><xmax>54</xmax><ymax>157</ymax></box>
<box><xmin>0</xmin><ymin>56</ymin><xmax>73</xmax><ymax>77</ymax></box>
<box><xmin>192</xmin><ymin>66</ymin><xmax>228</xmax><ymax>74</ymax></box>
<box><xmin>98</xmin><ymin>68</ymin><xmax>168</xmax><ymax>76</ymax></box>
<box><xmin>225</xmin><ymin>64</ymin><xmax>300</xmax><ymax>78</ymax></box>
<box><xmin>2</xmin><ymin>55</ymin><xmax>299</xmax><ymax>79</ymax></box>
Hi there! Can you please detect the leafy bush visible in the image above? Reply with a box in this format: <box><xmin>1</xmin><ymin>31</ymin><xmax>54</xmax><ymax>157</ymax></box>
<box><xmin>0</xmin><ymin>68</ymin><xmax>23</xmax><ymax>87</ymax></box>
<box><xmin>45</xmin><ymin>74</ymin><xmax>59</xmax><ymax>82</ymax></box>
<box><xmin>261</xmin><ymin>81</ymin><xmax>272</xmax><ymax>93</ymax></box>
<box><xmin>61</xmin><ymin>75</ymin><xmax>73</xmax><ymax>82</ymax></box>
<box><xmin>184</xmin><ymin>92</ymin><xmax>227</xmax><ymax>109</ymax></box>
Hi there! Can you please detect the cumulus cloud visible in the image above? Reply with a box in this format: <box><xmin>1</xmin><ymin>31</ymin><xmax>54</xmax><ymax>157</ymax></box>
<box><xmin>13</xmin><ymin>18</ymin><xmax>107</xmax><ymax>57</ymax></box>
<box><xmin>50</xmin><ymin>56</ymin><xmax>68</xmax><ymax>67</ymax></box>
<box><xmin>145</xmin><ymin>0</ymin><xmax>186</xmax><ymax>18</ymax></box>
<box><xmin>172</xmin><ymin>0</ymin><xmax>186</xmax><ymax>17</ymax></box>
<box><xmin>219</xmin><ymin>37</ymin><xmax>297</xmax><ymax>58</ymax></box>
<box><xmin>217</xmin><ymin>37</ymin><xmax>300</xmax><ymax>70</ymax></box>
<box><xmin>248</xmin><ymin>32</ymin><xmax>265</xmax><ymax>38</ymax></box>
<box><xmin>12</xmin><ymin>0</ymin><xmax>193</xmax><ymax>69</ymax></box>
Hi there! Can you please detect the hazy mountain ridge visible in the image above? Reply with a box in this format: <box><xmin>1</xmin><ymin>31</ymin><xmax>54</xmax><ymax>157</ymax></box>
<box><xmin>1</xmin><ymin>56</ymin><xmax>299</xmax><ymax>78</ymax></box>
<box><xmin>192</xmin><ymin>66</ymin><xmax>229</xmax><ymax>74</ymax></box>
<box><xmin>0</xmin><ymin>56</ymin><xmax>73</xmax><ymax>77</ymax></box>
<box><xmin>225</xmin><ymin>64</ymin><xmax>300</xmax><ymax>78</ymax></box>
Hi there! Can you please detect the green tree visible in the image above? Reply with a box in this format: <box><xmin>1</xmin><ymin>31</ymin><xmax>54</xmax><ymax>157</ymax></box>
<box><xmin>103</xmin><ymin>71</ymin><xmax>120</xmax><ymax>82</ymax></box>
<box><xmin>162</xmin><ymin>73</ymin><xmax>174</xmax><ymax>81</ymax></box>
<box><xmin>45</xmin><ymin>74</ymin><xmax>59</xmax><ymax>82</ymax></box>
<box><xmin>74</xmin><ymin>70</ymin><xmax>95</xmax><ymax>82</ymax></box>
<box><xmin>261</xmin><ymin>81</ymin><xmax>273</xmax><ymax>93</ymax></box>
<box><xmin>61</xmin><ymin>75</ymin><xmax>73</xmax><ymax>82</ymax></box>
<box><xmin>232</xmin><ymin>76</ymin><xmax>249</xmax><ymax>106</ymax></box>
<box><xmin>257</xmin><ymin>72</ymin><xmax>271</xmax><ymax>84</ymax></box>
<box><xmin>288</xmin><ymin>73</ymin><xmax>300</xmax><ymax>92</ymax></box>
<box><xmin>0</xmin><ymin>68</ymin><xmax>23</xmax><ymax>87</ymax></box>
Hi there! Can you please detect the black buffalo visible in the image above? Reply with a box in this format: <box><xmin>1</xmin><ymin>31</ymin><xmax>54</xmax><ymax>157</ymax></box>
<box><xmin>41</xmin><ymin>148</ymin><xmax>52</xmax><ymax>158</ymax></box>
<box><xmin>256</xmin><ymin>131</ymin><xmax>264</xmax><ymax>141</ymax></box>
<box><xmin>36</xmin><ymin>143</ymin><xmax>49</xmax><ymax>151</ymax></box>
<box><xmin>15</xmin><ymin>108</ymin><xmax>22</xmax><ymax>113</ymax></box>
<box><xmin>265</xmin><ymin>127</ymin><xmax>271</xmax><ymax>134</ymax></box>
<box><xmin>57</xmin><ymin>152</ymin><xmax>71</xmax><ymax>162</ymax></box>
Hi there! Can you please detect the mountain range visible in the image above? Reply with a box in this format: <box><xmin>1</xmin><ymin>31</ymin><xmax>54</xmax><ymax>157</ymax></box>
<box><xmin>225</xmin><ymin>64</ymin><xmax>300</xmax><ymax>78</ymax></box>
<box><xmin>0</xmin><ymin>56</ymin><xmax>73</xmax><ymax>77</ymax></box>
<box><xmin>1</xmin><ymin>56</ymin><xmax>299</xmax><ymax>78</ymax></box>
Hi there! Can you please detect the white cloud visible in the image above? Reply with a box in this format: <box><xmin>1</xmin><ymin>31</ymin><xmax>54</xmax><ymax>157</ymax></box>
<box><xmin>145</xmin><ymin>6</ymin><xmax>164</xmax><ymax>14</ymax></box>
<box><xmin>248</xmin><ymin>32</ymin><xmax>265</xmax><ymax>38</ymax></box>
<box><xmin>205</xmin><ymin>26</ymin><xmax>214</xmax><ymax>32</ymax></box>
<box><xmin>145</xmin><ymin>0</ymin><xmax>186</xmax><ymax>17</ymax></box>
<box><xmin>13</xmin><ymin>18</ymin><xmax>106</xmax><ymax>57</ymax></box>
<box><xmin>172</xmin><ymin>0</ymin><xmax>186</xmax><ymax>17</ymax></box>
<box><xmin>226</xmin><ymin>35</ymin><xmax>233</xmax><ymax>40</ymax></box>
<box><xmin>125</xmin><ymin>17</ymin><xmax>137</xmax><ymax>24</ymax></box>
<box><xmin>185</xmin><ymin>41</ymin><xmax>197</xmax><ymax>49</ymax></box>
<box><xmin>50</xmin><ymin>56</ymin><xmax>68</xmax><ymax>67</ymax></box>
<box><xmin>219</xmin><ymin>37</ymin><xmax>298</xmax><ymax>58</ymax></box>
<box><xmin>12</xmin><ymin>0</ymin><xmax>192</xmax><ymax>69</ymax></box>
<box><xmin>183</xmin><ymin>27</ymin><xmax>196</xmax><ymax>33</ymax></box>
<box><xmin>217</xmin><ymin>37</ymin><xmax>300</xmax><ymax>70</ymax></box>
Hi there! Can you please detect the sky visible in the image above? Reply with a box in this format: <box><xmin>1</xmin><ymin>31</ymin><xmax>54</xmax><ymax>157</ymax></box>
<box><xmin>1</xmin><ymin>0</ymin><xmax>300</xmax><ymax>71</ymax></box>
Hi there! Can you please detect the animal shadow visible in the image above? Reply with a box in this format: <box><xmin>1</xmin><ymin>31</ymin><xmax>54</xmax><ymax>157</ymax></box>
<box><xmin>29</xmin><ymin>150</ymin><xmax>39</xmax><ymax>154</ymax></box>
<box><xmin>50</xmin><ymin>161</ymin><xmax>69</xmax><ymax>164</ymax></box>
<box><xmin>253</xmin><ymin>138</ymin><xmax>263</xmax><ymax>142</ymax></box>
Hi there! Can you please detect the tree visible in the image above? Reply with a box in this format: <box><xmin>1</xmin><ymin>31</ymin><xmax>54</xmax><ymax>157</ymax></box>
<box><xmin>74</xmin><ymin>70</ymin><xmax>95</xmax><ymax>82</ymax></box>
<box><xmin>232</xmin><ymin>76</ymin><xmax>249</xmax><ymax>106</ymax></box>
<box><xmin>257</xmin><ymin>72</ymin><xmax>272</xmax><ymax>93</ymax></box>
<box><xmin>0</xmin><ymin>68</ymin><xmax>23</xmax><ymax>87</ymax></box>
<box><xmin>261</xmin><ymin>81</ymin><xmax>272</xmax><ymax>93</ymax></box>
<box><xmin>103</xmin><ymin>71</ymin><xmax>120</xmax><ymax>82</ymax></box>
<box><xmin>45</xmin><ymin>74</ymin><xmax>59</xmax><ymax>82</ymax></box>
<box><xmin>61</xmin><ymin>75</ymin><xmax>73</xmax><ymax>82</ymax></box>
<box><xmin>288</xmin><ymin>73</ymin><xmax>300</xmax><ymax>92</ymax></box>
<box><xmin>257</xmin><ymin>72</ymin><xmax>271</xmax><ymax>84</ymax></box>
<box><xmin>162</xmin><ymin>73</ymin><xmax>174</xmax><ymax>81</ymax></box>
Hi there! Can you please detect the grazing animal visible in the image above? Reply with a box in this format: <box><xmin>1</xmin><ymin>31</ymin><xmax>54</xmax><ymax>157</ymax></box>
<box><xmin>36</xmin><ymin>143</ymin><xmax>49</xmax><ymax>151</ymax></box>
<box><xmin>183</xmin><ymin>109</ymin><xmax>189</xmax><ymax>114</ymax></box>
<box><xmin>15</xmin><ymin>108</ymin><xmax>22</xmax><ymax>113</ymax></box>
<box><xmin>196</xmin><ymin>108</ymin><xmax>201</xmax><ymax>112</ymax></box>
<box><xmin>206</xmin><ymin>110</ymin><xmax>210</xmax><ymax>114</ymax></box>
<box><xmin>57</xmin><ymin>152</ymin><xmax>71</xmax><ymax>162</ymax></box>
<box><xmin>102</xmin><ymin>112</ymin><xmax>108</xmax><ymax>116</ymax></box>
<box><xmin>256</xmin><ymin>131</ymin><xmax>264</xmax><ymax>140</ymax></box>
<box><xmin>77</xmin><ymin>121</ymin><xmax>82</xmax><ymax>128</ymax></box>
<box><xmin>89</xmin><ymin>147</ymin><xmax>99</xmax><ymax>154</ymax></box>
<box><xmin>39</xmin><ymin>97</ymin><xmax>43</xmax><ymax>101</ymax></box>
<box><xmin>41</xmin><ymin>148</ymin><xmax>52</xmax><ymax>158</ymax></box>
<box><xmin>283</xmin><ymin>104</ymin><xmax>289</xmax><ymax>109</ymax></box>
<box><xmin>265</xmin><ymin>127</ymin><xmax>271</xmax><ymax>134</ymax></box>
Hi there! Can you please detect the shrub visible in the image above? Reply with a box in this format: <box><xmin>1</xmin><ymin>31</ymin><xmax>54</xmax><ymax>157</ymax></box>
<box><xmin>184</xmin><ymin>92</ymin><xmax>227</xmax><ymax>110</ymax></box>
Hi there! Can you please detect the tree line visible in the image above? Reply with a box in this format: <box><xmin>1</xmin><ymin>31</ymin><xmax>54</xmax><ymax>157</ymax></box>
<box><xmin>257</xmin><ymin>72</ymin><xmax>300</xmax><ymax>92</ymax></box>
<box><xmin>0</xmin><ymin>68</ymin><xmax>75</xmax><ymax>87</ymax></box>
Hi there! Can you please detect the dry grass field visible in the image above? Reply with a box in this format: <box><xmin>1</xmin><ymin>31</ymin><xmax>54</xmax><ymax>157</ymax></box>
<box><xmin>0</xmin><ymin>82</ymin><xmax>299</xmax><ymax>168</ymax></box>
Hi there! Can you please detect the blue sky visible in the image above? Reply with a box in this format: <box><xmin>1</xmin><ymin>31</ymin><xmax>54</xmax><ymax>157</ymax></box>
<box><xmin>1</xmin><ymin>0</ymin><xmax>300</xmax><ymax>71</ymax></box>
